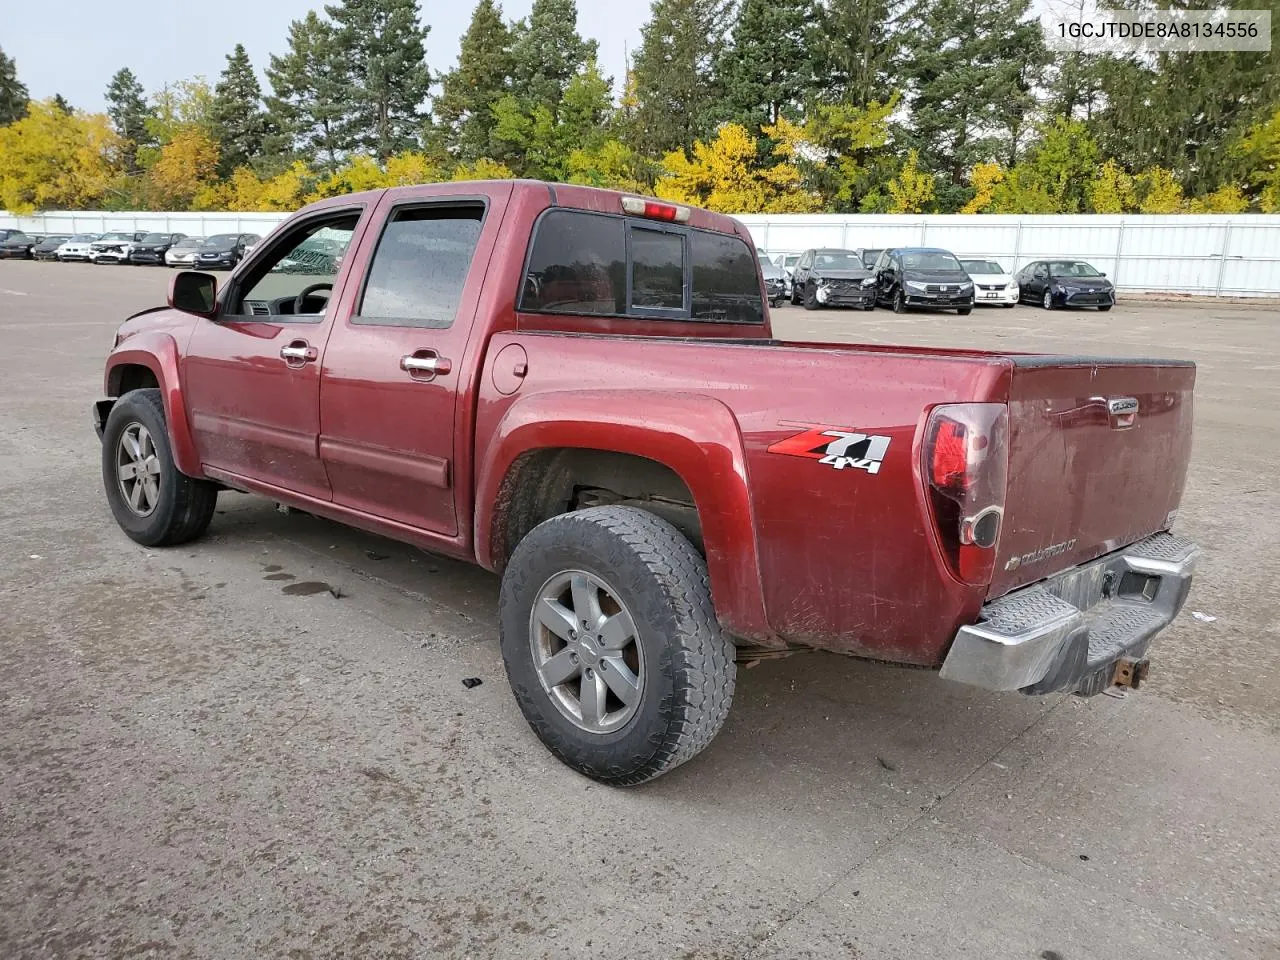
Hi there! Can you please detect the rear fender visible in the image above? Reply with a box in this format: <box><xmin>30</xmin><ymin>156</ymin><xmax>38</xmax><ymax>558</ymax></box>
<box><xmin>475</xmin><ymin>390</ymin><xmax>774</xmax><ymax>644</ymax></box>
<box><xmin>103</xmin><ymin>335</ymin><xmax>202</xmax><ymax>478</ymax></box>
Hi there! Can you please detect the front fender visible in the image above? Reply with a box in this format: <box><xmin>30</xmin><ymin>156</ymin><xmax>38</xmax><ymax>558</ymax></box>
<box><xmin>104</xmin><ymin>335</ymin><xmax>202</xmax><ymax>478</ymax></box>
<box><xmin>474</xmin><ymin>390</ymin><xmax>774</xmax><ymax>644</ymax></box>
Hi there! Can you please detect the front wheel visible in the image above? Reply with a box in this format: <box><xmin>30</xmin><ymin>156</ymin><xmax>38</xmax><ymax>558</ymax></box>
<box><xmin>499</xmin><ymin>506</ymin><xmax>736</xmax><ymax>786</ymax></box>
<box><xmin>1043</xmin><ymin>290</ymin><xmax>1056</xmax><ymax>310</ymax></box>
<box><xmin>803</xmin><ymin>285</ymin><xmax>821</xmax><ymax>310</ymax></box>
<box><xmin>101</xmin><ymin>388</ymin><xmax>218</xmax><ymax>547</ymax></box>
<box><xmin>957</xmin><ymin>306</ymin><xmax>972</xmax><ymax>315</ymax></box>
<box><xmin>1098</xmin><ymin>304</ymin><xmax>1113</xmax><ymax>312</ymax></box>
<box><xmin>893</xmin><ymin>290</ymin><xmax>908</xmax><ymax>314</ymax></box>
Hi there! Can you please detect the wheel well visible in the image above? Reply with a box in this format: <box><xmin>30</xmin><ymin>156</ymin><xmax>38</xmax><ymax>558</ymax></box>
<box><xmin>492</xmin><ymin>449</ymin><xmax>702</xmax><ymax>569</ymax></box>
<box><xmin>109</xmin><ymin>364</ymin><xmax>160</xmax><ymax>396</ymax></box>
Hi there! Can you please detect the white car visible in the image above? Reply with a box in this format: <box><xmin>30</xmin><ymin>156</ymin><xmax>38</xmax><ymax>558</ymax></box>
<box><xmin>89</xmin><ymin>231</ymin><xmax>146</xmax><ymax>264</ymax></box>
<box><xmin>772</xmin><ymin>253</ymin><xmax>801</xmax><ymax>298</ymax></box>
<box><xmin>960</xmin><ymin>258</ymin><xmax>1018</xmax><ymax>307</ymax></box>
<box><xmin>55</xmin><ymin>233</ymin><xmax>102</xmax><ymax>262</ymax></box>
<box><xmin>164</xmin><ymin>236</ymin><xmax>205</xmax><ymax>267</ymax></box>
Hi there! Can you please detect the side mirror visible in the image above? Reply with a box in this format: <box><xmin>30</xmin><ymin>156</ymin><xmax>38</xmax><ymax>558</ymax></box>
<box><xmin>169</xmin><ymin>271</ymin><xmax>218</xmax><ymax>317</ymax></box>
<box><xmin>1100</xmin><ymin>272</ymin><xmax>1107</xmax><ymax>277</ymax></box>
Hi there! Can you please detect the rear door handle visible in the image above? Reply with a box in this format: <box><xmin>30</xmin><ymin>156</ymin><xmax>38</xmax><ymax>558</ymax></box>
<box><xmin>280</xmin><ymin>340</ymin><xmax>318</xmax><ymax>365</ymax></box>
<box><xmin>401</xmin><ymin>351</ymin><xmax>452</xmax><ymax>379</ymax></box>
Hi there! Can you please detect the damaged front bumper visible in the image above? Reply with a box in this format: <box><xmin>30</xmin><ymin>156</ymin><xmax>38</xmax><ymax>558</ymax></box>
<box><xmin>940</xmin><ymin>532</ymin><xmax>1199</xmax><ymax>696</ymax></box>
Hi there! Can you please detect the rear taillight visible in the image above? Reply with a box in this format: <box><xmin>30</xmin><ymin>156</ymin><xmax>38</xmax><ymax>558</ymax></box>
<box><xmin>923</xmin><ymin>403</ymin><xmax>1009</xmax><ymax>585</ymax></box>
<box><xmin>620</xmin><ymin>196</ymin><xmax>692</xmax><ymax>223</ymax></box>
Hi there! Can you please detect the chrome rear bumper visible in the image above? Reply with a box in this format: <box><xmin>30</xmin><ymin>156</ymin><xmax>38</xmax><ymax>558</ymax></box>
<box><xmin>940</xmin><ymin>532</ymin><xmax>1199</xmax><ymax>695</ymax></box>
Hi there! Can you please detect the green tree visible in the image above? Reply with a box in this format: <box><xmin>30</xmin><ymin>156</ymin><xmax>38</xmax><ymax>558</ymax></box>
<box><xmin>765</xmin><ymin>98</ymin><xmax>896</xmax><ymax>209</ymax></box>
<box><xmin>886</xmin><ymin>149</ymin><xmax>935</xmax><ymax>212</ymax></box>
<box><xmin>52</xmin><ymin>94</ymin><xmax>72</xmax><ymax>115</ymax></box>
<box><xmin>266</xmin><ymin>11</ymin><xmax>347</xmax><ymax>170</ymax></box>
<box><xmin>811</xmin><ymin>0</ymin><xmax>900</xmax><ymax>106</ymax></box>
<box><xmin>325</xmin><ymin>0</ymin><xmax>433</xmax><ymax>160</ymax></box>
<box><xmin>896</xmin><ymin>0</ymin><xmax>1046</xmax><ymax>207</ymax></box>
<box><xmin>211</xmin><ymin>44</ymin><xmax>267</xmax><ymax>175</ymax></box>
<box><xmin>0</xmin><ymin>47</ymin><xmax>30</xmax><ymax>124</ymax></box>
<box><xmin>105</xmin><ymin>67</ymin><xmax>153</xmax><ymax>173</ymax></box>
<box><xmin>435</xmin><ymin>0</ymin><xmax>514</xmax><ymax>161</ymax></box>
<box><xmin>630</xmin><ymin>0</ymin><xmax>728</xmax><ymax>156</ymax></box>
<box><xmin>490</xmin><ymin>58</ymin><xmax>613</xmax><ymax>180</ymax></box>
<box><xmin>509</xmin><ymin>0</ymin><xmax>598</xmax><ymax>115</ymax></box>
<box><xmin>1026</xmin><ymin>117</ymin><xmax>1098</xmax><ymax>213</ymax></box>
<box><xmin>714</xmin><ymin>0</ymin><xmax>817</xmax><ymax>131</ymax></box>
<box><xmin>146</xmin><ymin>79</ymin><xmax>217</xmax><ymax>144</ymax></box>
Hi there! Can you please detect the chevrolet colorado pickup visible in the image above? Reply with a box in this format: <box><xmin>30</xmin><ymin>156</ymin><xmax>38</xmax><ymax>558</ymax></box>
<box><xmin>95</xmin><ymin>180</ymin><xmax>1199</xmax><ymax>785</ymax></box>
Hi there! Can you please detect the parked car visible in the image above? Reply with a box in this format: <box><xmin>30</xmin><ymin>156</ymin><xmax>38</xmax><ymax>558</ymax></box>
<box><xmin>757</xmin><ymin>253</ymin><xmax>788</xmax><ymax>307</ymax></box>
<box><xmin>873</xmin><ymin>247</ymin><xmax>974</xmax><ymax>314</ymax></box>
<box><xmin>164</xmin><ymin>236</ymin><xmax>205</xmax><ymax>268</ymax></box>
<box><xmin>790</xmin><ymin>247</ymin><xmax>876</xmax><ymax>310</ymax></box>
<box><xmin>859</xmin><ymin>248</ymin><xmax>884</xmax><ymax>269</ymax></box>
<box><xmin>56</xmin><ymin>233</ymin><xmax>102</xmax><ymax>262</ymax></box>
<box><xmin>0</xmin><ymin>228</ymin><xmax>25</xmax><ymax>242</ymax></box>
<box><xmin>960</xmin><ymin>258</ymin><xmax>1018</xmax><ymax>308</ymax></box>
<box><xmin>129</xmin><ymin>232</ymin><xmax>187</xmax><ymax>266</ymax></box>
<box><xmin>94</xmin><ymin>181</ymin><xmax>1198</xmax><ymax>786</ymax></box>
<box><xmin>31</xmin><ymin>235</ymin><xmax>72</xmax><ymax>260</ymax></box>
<box><xmin>90</xmin><ymin>231</ymin><xmax>148</xmax><ymax>264</ymax></box>
<box><xmin>194</xmin><ymin>232</ymin><xmax>260</xmax><ymax>270</ymax></box>
<box><xmin>0</xmin><ymin>232</ymin><xmax>40</xmax><ymax>259</ymax></box>
<box><xmin>1016</xmin><ymin>260</ymin><xmax>1115</xmax><ymax>311</ymax></box>
<box><xmin>772</xmin><ymin>252</ymin><xmax>801</xmax><ymax>298</ymax></box>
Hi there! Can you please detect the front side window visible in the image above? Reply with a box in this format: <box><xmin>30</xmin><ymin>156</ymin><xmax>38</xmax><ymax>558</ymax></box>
<box><xmin>356</xmin><ymin>204</ymin><xmax>484</xmax><ymax>328</ymax></box>
<box><xmin>239</xmin><ymin>213</ymin><xmax>360</xmax><ymax>318</ymax></box>
<box><xmin>629</xmin><ymin>227</ymin><xmax>685</xmax><ymax>312</ymax></box>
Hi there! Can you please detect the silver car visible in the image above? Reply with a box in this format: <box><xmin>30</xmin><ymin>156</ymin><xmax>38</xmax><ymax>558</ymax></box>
<box><xmin>164</xmin><ymin>236</ymin><xmax>206</xmax><ymax>268</ymax></box>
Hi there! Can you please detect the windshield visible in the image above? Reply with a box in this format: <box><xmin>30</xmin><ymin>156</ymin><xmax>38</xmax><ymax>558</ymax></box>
<box><xmin>961</xmin><ymin>260</ymin><xmax>1004</xmax><ymax>274</ymax></box>
<box><xmin>141</xmin><ymin>233</ymin><xmax>169</xmax><ymax>244</ymax></box>
<box><xmin>901</xmin><ymin>250</ymin><xmax>965</xmax><ymax>272</ymax></box>
<box><xmin>41</xmin><ymin>236</ymin><xmax>69</xmax><ymax>243</ymax></box>
<box><xmin>783</xmin><ymin>255</ymin><xmax>799</xmax><ymax>267</ymax></box>
<box><xmin>5</xmin><ymin>233</ymin><xmax>30</xmax><ymax>242</ymax></box>
<box><xmin>860</xmin><ymin>249</ymin><xmax>882</xmax><ymax>267</ymax></box>
<box><xmin>1049</xmin><ymin>261</ymin><xmax>1102</xmax><ymax>277</ymax></box>
<box><xmin>813</xmin><ymin>251</ymin><xmax>863</xmax><ymax>270</ymax></box>
<box><xmin>205</xmin><ymin>234</ymin><xmax>239</xmax><ymax>248</ymax></box>
<box><xmin>173</xmin><ymin>238</ymin><xmax>203</xmax><ymax>249</ymax></box>
<box><xmin>70</xmin><ymin>234</ymin><xmax>97</xmax><ymax>242</ymax></box>
<box><xmin>99</xmin><ymin>233</ymin><xmax>131</xmax><ymax>241</ymax></box>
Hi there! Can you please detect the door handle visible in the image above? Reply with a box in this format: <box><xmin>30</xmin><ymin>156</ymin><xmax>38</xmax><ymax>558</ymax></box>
<box><xmin>400</xmin><ymin>352</ymin><xmax>452</xmax><ymax>378</ymax></box>
<box><xmin>280</xmin><ymin>341</ymin><xmax>317</xmax><ymax>365</ymax></box>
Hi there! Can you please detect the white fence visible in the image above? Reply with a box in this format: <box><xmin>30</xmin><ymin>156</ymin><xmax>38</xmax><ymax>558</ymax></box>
<box><xmin>6</xmin><ymin>208</ymin><xmax>1280</xmax><ymax>298</ymax></box>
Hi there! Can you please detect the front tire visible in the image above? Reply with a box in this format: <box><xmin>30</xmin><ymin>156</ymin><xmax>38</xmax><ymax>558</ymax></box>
<box><xmin>803</xmin><ymin>284</ymin><xmax>821</xmax><ymax>310</ymax></box>
<box><xmin>101</xmin><ymin>388</ymin><xmax>217</xmax><ymax>547</ymax></box>
<box><xmin>1043</xmin><ymin>290</ymin><xmax>1056</xmax><ymax>310</ymax></box>
<box><xmin>499</xmin><ymin>506</ymin><xmax>736</xmax><ymax>786</ymax></box>
<box><xmin>1098</xmin><ymin>304</ymin><xmax>1113</xmax><ymax>312</ymax></box>
<box><xmin>957</xmin><ymin>306</ymin><xmax>972</xmax><ymax>315</ymax></box>
<box><xmin>893</xmin><ymin>289</ymin><xmax>908</xmax><ymax>314</ymax></box>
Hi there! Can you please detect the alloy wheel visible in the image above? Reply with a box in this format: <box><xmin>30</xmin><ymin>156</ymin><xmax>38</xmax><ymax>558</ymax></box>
<box><xmin>116</xmin><ymin>423</ymin><xmax>161</xmax><ymax>516</ymax></box>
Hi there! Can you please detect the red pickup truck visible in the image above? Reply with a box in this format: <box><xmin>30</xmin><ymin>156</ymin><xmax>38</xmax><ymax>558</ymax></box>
<box><xmin>95</xmin><ymin>180</ymin><xmax>1199</xmax><ymax>785</ymax></box>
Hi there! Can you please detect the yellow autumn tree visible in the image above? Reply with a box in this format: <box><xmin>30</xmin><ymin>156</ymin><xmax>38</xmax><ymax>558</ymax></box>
<box><xmin>451</xmin><ymin>157</ymin><xmax>516</xmax><ymax>181</ymax></box>
<box><xmin>655</xmin><ymin>123</ymin><xmax>818</xmax><ymax>213</ymax></box>
<box><xmin>147</xmin><ymin>127</ymin><xmax>220</xmax><ymax>209</ymax></box>
<box><xmin>1087</xmin><ymin>159</ymin><xmax>1136</xmax><ymax>213</ymax></box>
<box><xmin>566</xmin><ymin>139</ymin><xmax>647</xmax><ymax>193</ymax></box>
<box><xmin>0</xmin><ymin>100</ymin><xmax>122</xmax><ymax>213</ymax></box>
<box><xmin>962</xmin><ymin>162</ymin><xmax>1005</xmax><ymax>213</ymax></box>
<box><xmin>1236</xmin><ymin>109</ymin><xmax>1280</xmax><ymax>212</ymax></box>
<box><xmin>1188</xmin><ymin>183</ymin><xmax>1250</xmax><ymax>213</ymax></box>
<box><xmin>384</xmin><ymin>151</ymin><xmax>445</xmax><ymax>186</ymax></box>
<box><xmin>886</xmin><ymin>150</ymin><xmax>935</xmax><ymax>213</ymax></box>
<box><xmin>764</xmin><ymin>99</ymin><xmax>895</xmax><ymax>208</ymax></box>
<box><xmin>1135</xmin><ymin>166</ymin><xmax>1185</xmax><ymax>213</ymax></box>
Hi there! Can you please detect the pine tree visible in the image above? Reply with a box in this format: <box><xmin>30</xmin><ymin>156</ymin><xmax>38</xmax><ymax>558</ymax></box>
<box><xmin>812</xmin><ymin>0</ymin><xmax>901</xmax><ymax>106</ymax></box>
<box><xmin>714</xmin><ymin>0</ymin><xmax>818</xmax><ymax>130</ymax></box>
<box><xmin>895</xmin><ymin>0</ymin><xmax>1046</xmax><ymax>205</ymax></box>
<box><xmin>325</xmin><ymin>0</ymin><xmax>433</xmax><ymax>160</ymax></box>
<box><xmin>436</xmin><ymin>0</ymin><xmax>514</xmax><ymax>161</ymax></box>
<box><xmin>630</xmin><ymin>0</ymin><xmax>728</xmax><ymax>156</ymax></box>
<box><xmin>0</xmin><ymin>47</ymin><xmax>29</xmax><ymax>125</ymax></box>
<box><xmin>52</xmin><ymin>94</ymin><xmax>72</xmax><ymax>115</ymax></box>
<box><xmin>509</xmin><ymin>0</ymin><xmax>597</xmax><ymax>114</ymax></box>
<box><xmin>211</xmin><ymin>44</ymin><xmax>267</xmax><ymax>175</ymax></box>
<box><xmin>105</xmin><ymin>67</ymin><xmax>153</xmax><ymax>173</ymax></box>
<box><xmin>266</xmin><ymin>12</ymin><xmax>347</xmax><ymax>170</ymax></box>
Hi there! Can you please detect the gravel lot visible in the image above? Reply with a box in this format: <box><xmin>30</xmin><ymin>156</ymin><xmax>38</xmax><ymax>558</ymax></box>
<box><xmin>1</xmin><ymin>261</ymin><xmax>1277</xmax><ymax>959</ymax></box>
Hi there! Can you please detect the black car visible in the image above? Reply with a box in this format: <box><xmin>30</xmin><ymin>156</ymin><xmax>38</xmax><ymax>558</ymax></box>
<box><xmin>194</xmin><ymin>232</ymin><xmax>260</xmax><ymax>270</ymax></box>
<box><xmin>758</xmin><ymin>253</ymin><xmax>788</xmax><ymax>307</ymax></box>
<box><xmin>0</xmin><ymin>232</ymin><xmax>40</xmax><ymax>259</ymax></box>
<box><xmin>1016</xmin><ymin>260</ymin><xmax>1115</xmax><ymax>311</ymax></box>
<box><xmin>31</xmin><ymin>235</ymin><xmax>71</xmax><ymax>260</ymax></box>
<box><xmin>129</xmin><ymin>232</ymin><xmax>188</xmax><ymax>265</ymax></box>
<box><xmin>790</xmin><ymin>247</ymin><xmax>877</xmax><ymax>310</ymax></box>
<box><xmin>873</xmin><ymin>247</ymin><xmax>974</xmax><ymax>314</ymax></box>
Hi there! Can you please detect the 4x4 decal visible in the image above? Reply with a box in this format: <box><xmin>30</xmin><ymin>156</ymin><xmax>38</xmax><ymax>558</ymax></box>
<box><xmin>767</xmin><ymin>426</ymin><xmax>891</xmax><ymax>474</ymax></box>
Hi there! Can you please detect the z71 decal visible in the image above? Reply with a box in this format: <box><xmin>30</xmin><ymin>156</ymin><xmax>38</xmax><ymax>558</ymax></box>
<box><xmin>768</xmin><ymin>426</ymin><xmax>892</xmax><ymax>474</ymax></box>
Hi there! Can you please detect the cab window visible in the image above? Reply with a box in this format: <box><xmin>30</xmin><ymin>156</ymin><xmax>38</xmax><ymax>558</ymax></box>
<box><xmin>237</xmin><ymin>212</ymin><xmax>360</xmax><ymax>319</ymax></box>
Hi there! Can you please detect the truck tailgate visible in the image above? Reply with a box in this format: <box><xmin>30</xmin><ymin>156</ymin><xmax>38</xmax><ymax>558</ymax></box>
<box><xmin>991</xmin><ymin>357</ymin><xmax>1196</xmax><ymax>599</ymax></box>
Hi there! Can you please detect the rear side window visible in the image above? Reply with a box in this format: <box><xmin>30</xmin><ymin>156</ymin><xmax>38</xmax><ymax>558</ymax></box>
<box><xmin>521</xmin><ymin>210</ymin><xmax>763</xmax><ymax>324</ymax></box>
<box><xmin>691</xmin><ymin>231</ymin><xmax>763</xmax><ymax>324</ymax></box>
<box><xmin>357</xmin><ymin>204</ymin><xmax>485</xmax><ymax>328</ymax></box>
<box><xmin>521</xmin><ymin>210</ymin><xmax>625</xmax><ymax>314</ymax></box>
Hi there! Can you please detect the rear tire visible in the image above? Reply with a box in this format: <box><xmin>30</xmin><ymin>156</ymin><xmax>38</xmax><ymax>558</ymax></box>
<box><xmin>499</xmin><ymin>506</ymin><xmax>736</xmax><ymax>786</ymax></box>
<box><xmin>101</xmin><ymin>388</ymin><xmax>218</xmax><ymax>547</ymax></box>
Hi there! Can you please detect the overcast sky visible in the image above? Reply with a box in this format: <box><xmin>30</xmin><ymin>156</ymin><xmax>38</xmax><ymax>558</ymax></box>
<box><xmin>0</xmin><ymin>0</ymin><xmax>648</xmax><ymax>113</ymax></box>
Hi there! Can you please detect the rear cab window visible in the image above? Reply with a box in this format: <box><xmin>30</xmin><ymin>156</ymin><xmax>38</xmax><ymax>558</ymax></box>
<box><xmin>520</xmin><ymin>209</ymin><xmax>763</xmax><ymax>325</ymax></box>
